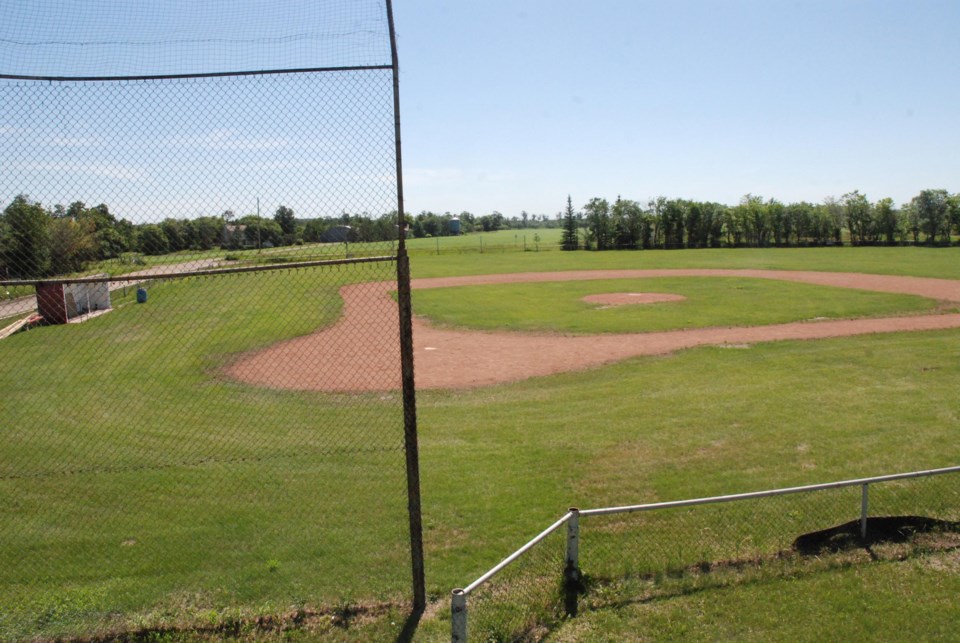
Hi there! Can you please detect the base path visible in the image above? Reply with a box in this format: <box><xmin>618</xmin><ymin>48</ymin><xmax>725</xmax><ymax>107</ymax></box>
<box><xmin>225</xmin><ymin>269</ymin><xmax>960</xmax><ymax>392</ymax></box>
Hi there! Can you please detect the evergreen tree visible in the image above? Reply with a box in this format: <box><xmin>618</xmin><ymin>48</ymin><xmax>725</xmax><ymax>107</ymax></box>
<box><xmin>560</xmin><ymin>195</ymin><xmax>579</xmax><ymax>250</ymax></box>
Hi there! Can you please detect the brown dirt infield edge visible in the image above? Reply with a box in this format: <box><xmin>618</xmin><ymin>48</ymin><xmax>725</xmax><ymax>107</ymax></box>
<box><xmin>224</xmin><ymin>269</ymin><xmax>960</xmax><ymax>392</ymax></box>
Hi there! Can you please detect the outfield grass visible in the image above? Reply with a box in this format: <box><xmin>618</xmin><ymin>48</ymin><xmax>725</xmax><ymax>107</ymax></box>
<box><xmin>411</xmin><ymin>277</ymin><xmax>941</xmax><ymax>334</ymax></box>
<box><xmin>2</xmin><ymin>246</ymin><xmax>960</xmax><ymax>639</ymax></box>
<box><xmin>550</xmin><ymin>550</ymin><xmax>960</xmax><ymax>642</ymax></box>
<box><xmin>0</xmin><ymin>262</ymin><xmax>413</xmax><ymax>638</ymax></box>
<box><xmin>410</xmin><ymin>243</ymin><xmax>960</xmax><ymax>280</ymax></box>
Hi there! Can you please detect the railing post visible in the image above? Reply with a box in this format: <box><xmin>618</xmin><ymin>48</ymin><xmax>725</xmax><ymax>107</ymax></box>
<box><xmin>564</xmin><ymin>508</ymin><xmax>581</xmax><ymax>617</ymax></box>
<box><xmin>451</xmin><ymin>589</ymin><xmax>467</xmax><ymax>642</ymax></box>
<box><xmin>860</xmin><ymin>483</ymin><xmax>869</xmax><ymax>540</ymax></box>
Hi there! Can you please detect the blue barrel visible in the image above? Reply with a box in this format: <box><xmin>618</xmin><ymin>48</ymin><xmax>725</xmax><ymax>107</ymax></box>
<box><xmin>136</xmin><ymin>287</ymin><xmax>148</xmax><ymax>304</ymax></box>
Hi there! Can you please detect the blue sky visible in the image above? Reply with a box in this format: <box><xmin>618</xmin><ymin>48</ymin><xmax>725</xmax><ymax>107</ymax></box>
<box><xmin>1</xmin><ymin>1</ymin><xmax>958</xmax><ymax>221</ymax></box>
<box><xmin>393</xmin><ymin>1</ymin><xmax>960</xmax><ymax>216</ymax></box>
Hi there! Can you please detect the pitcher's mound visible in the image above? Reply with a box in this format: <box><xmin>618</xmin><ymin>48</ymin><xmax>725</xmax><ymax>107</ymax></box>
<box><xmin>582</xmin><ymin>292</ymin><xmax>686</xmax><ymax>306</ymax></box>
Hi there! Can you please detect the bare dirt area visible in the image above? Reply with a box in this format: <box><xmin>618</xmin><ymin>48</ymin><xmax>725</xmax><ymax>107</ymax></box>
<box><xmin>224</xmin><ymin>269</ymin><xmax>960</xmax><ymax>392</ymax></box>
<box><xmin>582</xmin><ymin>292</ymin><xmax>687</xmax><ymax>306</ymax></box>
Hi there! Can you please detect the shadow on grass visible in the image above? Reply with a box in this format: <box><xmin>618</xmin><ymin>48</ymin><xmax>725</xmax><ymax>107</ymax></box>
<box><xmin>394</xmin><ymin>605</ymin><xmax>424</xmax><ymax>643</ymax></box>
<box><xmin>568</xmin><ymin>515</ymin><xmax>960</xmax><ymax>620</ymax></box>
<box><xmin>792</xmin><ymin>515</ymin><xmax>960</xmax><ymax>556</ymax></box>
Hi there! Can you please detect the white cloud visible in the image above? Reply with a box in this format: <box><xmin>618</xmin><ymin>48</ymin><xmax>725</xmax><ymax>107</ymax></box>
<box><xmin>16</xmin><ymin>162</ymin><xmax>146</xmax><ymax>181</ymax></box>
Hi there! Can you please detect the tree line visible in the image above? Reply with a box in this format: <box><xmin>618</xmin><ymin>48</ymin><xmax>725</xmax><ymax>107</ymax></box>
<box><xmin>560</xmin><ymin>190</ymin><xmax>960</xmax><ymax>251</ymax></box>
<box><xmin>0</xmin><ymin>196</ymin><xmax>404</xmax><ymax>280</ymax></box>
<box><xmin>0</xmin><ymin>196</ymin><xmax>570</xmax><ymax>280</ymax></box>
<box><xmin>3</xmin><ymin>189</ymin><xmax>958</xmax><ymax>280</ymax></box>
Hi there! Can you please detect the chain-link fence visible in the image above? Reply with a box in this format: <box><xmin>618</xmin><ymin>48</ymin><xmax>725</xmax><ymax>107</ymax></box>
<box><xmin>452</xmin><ymin>515</ymin><xmax>572</xmax><ymax>643</ymax></box>
<box><xmin>453</xmin><ymin>466</ymin><xmax>960</xmax><ymax>642</ymax></box>
<box><xmin>0</xmin><ymin>1</ymin><xmax>421</xmax><ymax>639</ymax></box>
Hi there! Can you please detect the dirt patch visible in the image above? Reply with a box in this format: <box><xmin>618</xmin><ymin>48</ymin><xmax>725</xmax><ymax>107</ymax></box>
<box><xmin>224</xmin><ymin>269</ymin><xmax>960</xmax><ymax>392</ymax></box>
<box><xmin>582</xmin><ymin>292</ymin><xmax>686</xmax><ymax>306</ymax></box>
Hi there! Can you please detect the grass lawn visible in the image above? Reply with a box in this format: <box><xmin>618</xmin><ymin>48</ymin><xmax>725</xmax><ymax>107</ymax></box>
<box><xmin>550</xmin><ymin>549</ymin><xmax>960</xmax><ymax>642</ymax></box>
<box><xmin>411</xmin><ymin>277</ymin><xmax>942</xmax><ymax>334</ymax></box>
<box><xmin>410</xmin><ymin>243</ymin><xmax>960</xmax><ymax>280</ymax></box>
<box><xmin>1</xmin><ymin>246</ymin><xmax>960</xmax><ymax>639</ymax></box>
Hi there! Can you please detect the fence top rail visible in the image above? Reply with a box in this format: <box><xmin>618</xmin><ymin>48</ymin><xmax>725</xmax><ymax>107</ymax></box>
<box><xmin>579</xmin><ymin>464</ymin><xmax>960</xmax><ymax>518</ymax></box>
<box><xmin>457</xmin><ymin>511</ymin><xmax>573</xmax><ymax>597</ymax></box>
<box><xmin>0</xmin><ymin>64</ymin><xmax>393</xmax><ymax>83</ymax></box>
<box><xmin>0</xmin><ymin>255</ymin><xmax>396</xmax><ymax>287</ymax></box>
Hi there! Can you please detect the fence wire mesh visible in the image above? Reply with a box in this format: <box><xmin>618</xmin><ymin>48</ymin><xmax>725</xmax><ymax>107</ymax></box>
<box><xmin>0</xmin><ymin>2</ymin><xmax>415</xmax><ymax>639</ymax></box>
<box><xmin>580</xmin><ymin>472</ymin><xmax>960</xmax><ymax>604</ymax></box>
<box><xmin>462</xmin><ymin>526</ymin><xmax>568</xmax><ymax>643</ymax></box>
<box><xmin>0</xmin><ymin>0</ymin><xmax>391</xmax><ymax>78</ymax></box>
<box><xmin>457</xmin><ymin>471</ymin><xmax>960</xmax><ymax>641</ymax></box>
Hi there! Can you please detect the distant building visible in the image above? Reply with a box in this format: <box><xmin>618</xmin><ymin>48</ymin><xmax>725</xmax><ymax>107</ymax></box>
<box><xmin>320</xmin><ymin>225</ymin><xmax>354</xmax><ymax>243</ymax></box>
<box><xmin>221</xmin><ymin>224</ymin><xmax>248</xmax><ymax>247</ymax></box>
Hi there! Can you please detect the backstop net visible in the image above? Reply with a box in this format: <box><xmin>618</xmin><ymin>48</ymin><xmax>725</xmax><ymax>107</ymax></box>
<box><xmin>0</xmin><ymin>1</ymin><xmax>418</xmax><ymax>638</ymax></box>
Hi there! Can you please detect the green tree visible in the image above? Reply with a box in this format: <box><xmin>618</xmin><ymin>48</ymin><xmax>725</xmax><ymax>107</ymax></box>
<box><xmin>0</xmin><ymin>216</ymin><xmax>10</xmax><ymax>278</ymax></box>
<box><xmin>661</xmin><ymin>199</ymin><xmax>686</xmax><ymax>248</ymax></box>
<box><xmin>160</xmin><ymin>218</ymin><xmax>189</xmax><ymax>252</ymax></box>
<box><xmin>2</xmin><ymin>195</ymin><xmax>50</xmax><ymax>278</ymax></box>
<box><xmin>583</xmin><ymin>197</ymin><xmax>611</xmax><ymax>250</ymax></box>
<box><xmin>842</xmin><ymin>190</ymin><xmax>873</xmax><ymax>245</ymax></box>
<box><xmin>784</xmin><ymin>202</ymin><xmax>810</xmax><ymax>245</ymax></box>
<box><xmin>723</xmin><ymin>205</ymin><xmax>746</xmax><ymax>246</ymax></box>
<box><xmin>48</xmin><ymin>217</ymin><xmax>97</xmax><ymax>274</ymax></box>
<box><xmin>874</xmin><ymin>198</ymin><xmax>899</xmax><ymax>245</ymax></box>
<box><xmin>643</xmin><ymin>197</ymin><xmax>664</xmax><ymax>247</ymax></box>
<box><xmin>612</xmin><ymin>198</ymin><xmax>643</xmax><ymax>249</ymax></box>
<box><xmin>912</xmin><ymin>189</ymin><xmax>951</xmax><ymax>244</ymax></box>
<box><xmin>822</xmin><ymin>197</ymin><xmax>844</xmax><ymax>244</ymax></box>
<box><xmin>767</xmin><ymin>199</ymin><xmax>787</xmax><ymax>246</ymax></box>
<box><xmin>949</xmin><ymin>194</ymin><xmax>960</xmax><ymax>242</ymax></box>
<box><xmin>190</xmin><ymin>216</ymin><xmax>223</xmax><ymax>250</ymax></box>
<box><xmin>274</xmin><ymin>205</ymin><xmax>296</xmax><ymax>238</ymax></box>
<box><xmin>302</xmin><ymin>220</ymin><xmax>326</xmax><ymax>243</ymax></box>
<box><xmin>739</xmin><ymin>194</ymin><xmax>769</xmax><ymax>247</ymax></box>
<box><xmin>560</xmin><ymin>195</ymin><xmax>579</xmax><ymax>250</ymax></box>
<box><xmin>705</xmin><ymin>203</ymin><xmax>727</xmax><ymax>248</ymax></box>
<box><xmin>137</xmin><ymin>224</ymin><xmax>170</xmax><ymax>255</ymax></box>
<box><xmin>458</xmin><ymin>211</ymin><xmax>476</xmax><ymax>233</ymax></box>
<box><xmin>239</xmin><ymin>215</ymin><xmax>284</xmax><ymax>248</ymax></box>
<box><xmin>72</xmin><ymin>203</ymin><xmax>127</xmax><ymax>259</ymax></box>
<box><xmin>478</xmin><ymin>211</ymin><xmax>504</xmax><ymax>232</ymax></box>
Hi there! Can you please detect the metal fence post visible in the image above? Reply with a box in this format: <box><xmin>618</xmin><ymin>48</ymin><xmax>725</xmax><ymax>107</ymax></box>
<box><xmin>386</xmin><ymin>0</ymin><xmax>426</xmax><ymax>612</ymax></box>
<box><xmin>565</xmin><ymin>508</ymin><xmax>581</xmax><ymax>617</ymax></box>
<box><xmin>451</xmin><ymin>589</ymin><xmax>467</xmax><ymax>642</ymax></box>
<box><xmin>860</xmin><ymin>483</ymin><xmax>869</xmax><ymax>540</ymax></box>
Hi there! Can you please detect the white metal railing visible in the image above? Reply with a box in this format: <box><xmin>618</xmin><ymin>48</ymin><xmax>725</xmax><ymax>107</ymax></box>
<box><xmin>450</xmin><ymin>464</ymin><xmax>960</xmax><ymax>642</ymax></box>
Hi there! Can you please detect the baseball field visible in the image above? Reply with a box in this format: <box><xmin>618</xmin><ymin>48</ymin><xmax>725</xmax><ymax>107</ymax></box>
<box><xmin>3</xmin><ymin>243</ymin><xmax>960</xmax><ymax>640</ymax></box>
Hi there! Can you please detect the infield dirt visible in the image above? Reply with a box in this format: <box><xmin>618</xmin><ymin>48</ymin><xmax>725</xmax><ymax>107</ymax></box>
<box><xmin>225</xmin><ymin>269</ymin><xmax>960</xmax><ymax>392</ymax></box>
